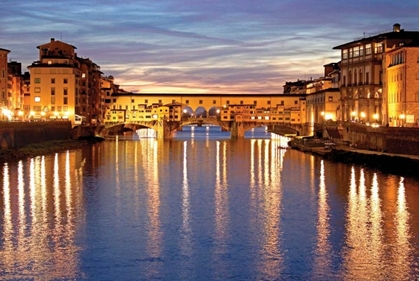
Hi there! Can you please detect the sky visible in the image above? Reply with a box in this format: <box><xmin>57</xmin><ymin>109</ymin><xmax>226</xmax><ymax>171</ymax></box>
<box><xmin>1</xmin><ymin>0</ymin><xmax>418</xmax><ymax>94</ymax></box>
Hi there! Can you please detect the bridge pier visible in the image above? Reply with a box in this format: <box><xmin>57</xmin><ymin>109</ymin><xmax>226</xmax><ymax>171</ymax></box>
<box><xmin>156</xmin><ymin>120</ymin><xmax>182</xmax><ymax>139</ymax></box>
<box><xmin>230</xmin><ymin>122</ymin><xmax>245</xmax><ymax>138</ymax></box>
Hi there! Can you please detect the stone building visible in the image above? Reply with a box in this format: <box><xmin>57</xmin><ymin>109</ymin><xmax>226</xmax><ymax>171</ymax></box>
<box><xmin>27</xmin><ymin>38</ymin><xmax>103</xmax><ymax>125</ymax></box>
<box><xmin>0</xmin><ymin>48</ymin><xmax>10</xmax><ymax>112</ymax></box>
<box><xmin>384</xmin><ymin>39</ymin><xmax>419</xmax><ymax>127</ymax></box>
<box><xmin>332</xmin><ymin>23</ymin><xmax>418</xmax><ymax>126</ymax></box>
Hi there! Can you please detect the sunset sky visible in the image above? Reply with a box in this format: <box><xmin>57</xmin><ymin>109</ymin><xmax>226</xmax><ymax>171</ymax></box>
<box><xmin>1</xmin><ymin>0</ymin><xmax>418</xmax><ymax>93</ymax></box>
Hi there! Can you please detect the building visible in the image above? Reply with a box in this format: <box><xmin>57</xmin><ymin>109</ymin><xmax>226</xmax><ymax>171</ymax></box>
<box><xmin>304</xmin><ymin>63</ymin><xmax>341</xmax><ymax>136</ymax></box>
<box><xmin>384</xmin><ymin>38</ymin><xmax>419</xmax><ymax>127</ymax></box>
<box><xmin>27</xmin><ymin>38</ymin><xmax>81</xmax><ymax>122</ymax></box>
<box><xmin>8</xmin><ymin>61</ymin><xmax>25</xmax><ymax>118</ymax></box>
<box><xmin>78</xmin><ymin>57</ymin><xmax>103</xmax><ymax>124</ymax></box>
<box><xmin>0</xmin><ymin>48</ymin><xmax>10</xmax><ymax>117</ymax></box>
<box><xmin>333</xmin><ymin>23</ymin><xmax>418</xmax><ymax>126</ymax></box>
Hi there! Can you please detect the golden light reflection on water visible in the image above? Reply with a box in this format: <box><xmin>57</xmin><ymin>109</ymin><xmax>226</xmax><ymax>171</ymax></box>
<box><xmin>0</xmin><ymin>151</ymin><xmax>84</xmax><ymax>280</ymax></box>
<box><xmin>212</xmin><ymin>140</ymin><xmax>230</xmax><ymax>276</ymax></box>
<box><xmin>141</xmin><ymin>139</ymin><xmax>163</xmax><ymax>278</ymax></box>
<box><xmin>342</xmin><ymin>167</ymin><xmax>415</xmax><ymax>280</ymax></box>
<box><xmin>180</xmin><ymin>141</ymin><xmax>192</xmax><ymax>262</ymax></box>
<box><xmin>251</xmin><ymin>139</ymin><xmax>283</xmax><ymax>280</ymax></box>
<box><xmin>313</xmin><ymin>160</ymin><xmax>332</xmax><ymax>277</ymax></box>
<box><xmin>391</xmin><ymin>177</ymin><xmax>412</xmax><ymax>281</ymax></box>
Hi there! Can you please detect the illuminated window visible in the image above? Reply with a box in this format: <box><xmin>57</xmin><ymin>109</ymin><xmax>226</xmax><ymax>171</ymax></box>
<box><xmin>34</xmin><ymin>96</ymin><xmax>41</xmax><ymax>102</ymax></box>
<box><xmin>34</xmin><ymin>78</ymin><xmax>41</xmax><ymax>83</ymax></box>
<box><xmin>82</xmin><ymin>73</ymin><xmax>86</xmax><ymax>78</ymax></box>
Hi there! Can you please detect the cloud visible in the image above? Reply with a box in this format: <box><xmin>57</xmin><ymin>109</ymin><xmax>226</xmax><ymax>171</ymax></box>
<box><xmin>0</xmin><ymin>0</ymin><xmax>418</xmax><ymax>93</ymax></box>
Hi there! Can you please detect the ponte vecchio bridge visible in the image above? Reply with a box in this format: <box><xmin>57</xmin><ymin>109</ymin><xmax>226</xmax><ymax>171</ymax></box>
<box><xmin>102</xmin><ymin>93</ymin><xmax>309</xmax><ymax>138</ymax></box>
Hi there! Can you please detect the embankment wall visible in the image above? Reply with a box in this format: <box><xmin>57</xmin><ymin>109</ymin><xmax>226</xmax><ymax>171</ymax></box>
<box><xmin>0</xmin><ymin>122</ymin><xmax>72</xmax><ymax>149</ymax></box>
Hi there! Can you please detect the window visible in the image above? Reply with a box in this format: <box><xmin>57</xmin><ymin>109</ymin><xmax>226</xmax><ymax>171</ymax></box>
<box><xmin>34</xmin><ymin>87</ymin><xmax>41</xmax><ymax>93</ymax></box>
<box><xmin>131</xmin><ymin>99</ymin><xmax>135</xmax><ymax>103</ymax></box>
<box><xmin>365</xmin><ymin>44</ymin><xmax>371</xmax><ymax>55</ymax></box>
<box><xmin>226</xmin><ymin>100</ymin><xmax>230</xmax><ymax>105</ymax></box>
<box><xmin>199</xmin><ymin>100</ymin><xmax>203</xmax><ymax>104</ymax></box>
<box><xmin>51</xmin><ymin>87</ymin><xmax>55</xmax><ymax>95</ymax></box>
<box><xmin>213</xmin><ymin>100</ymin><xmax>216</xmax><ymax>104</ymax></box>
<box><xmin>64</xmin><ymin>88</ymin><xmax>68</xmax><ymax>95</ymax></box>
<box><xmin>51</xmin><ymin>96</ymin><xmax>56</xmax><ymax>104</ymax></box>
<box><xmin>34</xmin><ymin>96</ymin><xmax>41</xmax><ymax>102</ymax></box>
<box><xmin>366</xmin><ymin>72</ymin><xmax>369</xmax><ymax>84</ymax></box>
<box><xmin>342</xmin><ymin>49</ymin><xmax>348</xmax><ymax>59</ymax></box>
<box><xmin>51</xmin><ymin>78</ymin><xmax>55</xmax><ymax>84</ymax></box>
<box><xmin>63</xmin><ymin>97</ymin><xmax>68</xmax><ymax>105</ymax></box>
<box><xmin>82</xmin><ymin>73</ymin><xmax>86</xmax><ymax>78</ymax></box>
<box><xmin>34</xmin><ymin>78</ymin><xmax>41</xmax><ymax>83</ymax></box>
<box><xmin>294</xmin><ymin>100</ymin><xmax>298</xmax><ymax>105</ymax></box>
<box><xmin>64</xmin><ymin>78</ymin><xmax>68</xmax><ymax>84</ymax></box>
<box><xmin>186</xmin><ymin>100</ymin><xmax>189</xmax><ymax>104</ymax></box>
<box><xmin>353</xmin><ymin>46</ymin><xmax>359</xmax><ymax>57</ymax></box>
<box><xmin>374</xmin><ymin>43</ymin><xmax>383</xmax><ymax>54</ymax></box>
<box><xmin>328</xmin><ymin>96</ymin><xmax>333</xmax><ymax>102</ymax></box>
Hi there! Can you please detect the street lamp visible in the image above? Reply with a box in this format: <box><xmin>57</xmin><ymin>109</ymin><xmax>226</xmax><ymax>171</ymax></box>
<box><xmin>351</xmin><ymin>111</ymin><xmax>356</xmax><ymax>121</ymax></box>
<box><xmin>399</xmin><ymin>114</ymin><xmax>405</xmax><ymax>127</ymax></box>
<box><xmin>373</xmin><ymin>113</ymin><xmax>379</xmax><ymax>123</ymax></box>
<box><xmin>360</xmin><ymin>112</ymin><xmax>366</xmax><ymax>123</ymax></box>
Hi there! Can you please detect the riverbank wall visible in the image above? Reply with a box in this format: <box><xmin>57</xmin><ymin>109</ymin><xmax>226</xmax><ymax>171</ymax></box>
<box><xmin>288</xmin><ymin>141</ymin><xmax>418</xmax><ymax>178</ymax></box>
<box><xmin>325</xmin><ymin>122</ymin><xmax>419</xmax><ymax>156</ymax></box>
<box><xmin>0</xmin><ymin>121</ymin><xmax>72</xmax><ymax>149</ymax></box>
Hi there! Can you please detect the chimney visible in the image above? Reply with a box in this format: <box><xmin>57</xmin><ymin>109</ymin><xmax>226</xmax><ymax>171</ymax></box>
<box><xmin>393</xmin><ymin>23</ymin><xmax>401</xmax><ymax>32</ymax></box>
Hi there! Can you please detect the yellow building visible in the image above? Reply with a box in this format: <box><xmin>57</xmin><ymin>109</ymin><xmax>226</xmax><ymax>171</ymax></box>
<box><xmin>333</xmin><ymin>23</ymin><xmax>418</xmax><ymax>125</ymax></box>
<box><xmin>27</xmin><ymin>38</ymin><xmax>80</xmax><ymax>122</ymax></box>
<box><xmin>304</xmin><ymin>63</ymin><xmax>341</xmax><ymax>136</ymax></box>
<box><xmin>385</xmin><ymin>43</ymin><xmax>419</xmax><ymax>127</ymax></box>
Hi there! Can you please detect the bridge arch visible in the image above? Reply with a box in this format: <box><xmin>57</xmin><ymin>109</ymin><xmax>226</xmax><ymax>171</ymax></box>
<box><xmin>194</xmin><ymin>106</ymin><xmax>207</xmax><ymax>117</ymax></box>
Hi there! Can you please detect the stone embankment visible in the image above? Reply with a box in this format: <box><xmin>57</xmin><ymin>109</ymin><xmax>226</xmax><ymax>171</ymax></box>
<box><xmin>288</xmin><ymin>139</ymin><xmax>418</xmax><ymax>178</ymax></box>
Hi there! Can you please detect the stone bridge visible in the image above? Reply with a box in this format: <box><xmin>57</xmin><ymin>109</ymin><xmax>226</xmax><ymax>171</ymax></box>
<box><xmin>102</xmin><ymin>117</ymin><xmax>302</xmax><ymax>139</ymax></box>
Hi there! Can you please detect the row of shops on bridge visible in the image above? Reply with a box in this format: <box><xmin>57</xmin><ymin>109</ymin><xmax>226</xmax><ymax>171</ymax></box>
<box><xmin>104</xmin><ymin>102</ymin><xmax>304</xmax><ymax>126</ymax></box>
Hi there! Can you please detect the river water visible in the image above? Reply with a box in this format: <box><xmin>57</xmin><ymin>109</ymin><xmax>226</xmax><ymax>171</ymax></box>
<box><xmin>0</xmin><ymin>126</ymin><xmax>418</xmax><ymax>281</ymax></box>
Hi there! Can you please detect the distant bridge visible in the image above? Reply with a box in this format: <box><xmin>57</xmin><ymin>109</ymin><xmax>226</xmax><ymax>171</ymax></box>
<box><xmin>102</xmin><ymin>117</ymin><xmax>301</xmax><ymax>139</ymax></box>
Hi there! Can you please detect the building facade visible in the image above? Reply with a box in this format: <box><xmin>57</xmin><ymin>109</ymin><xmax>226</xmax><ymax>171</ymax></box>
<box><xmin>385</xmin><ymin>42</ymin><xmax>419</xmax><ymax>127</ymax></box>
<box><xmin>333</xmin><ymin>23</ymin><xmax>418</xmax><ymax>126</ymax></box>
<box><xmin>0</xmin><ymin>48</ymin><xmax>10</xmax><ymax>116</ymax></box>
<box><xmin>27</xmin><ymin>38</ymin><xmax>81</xmax><ymax>121</ymax></box>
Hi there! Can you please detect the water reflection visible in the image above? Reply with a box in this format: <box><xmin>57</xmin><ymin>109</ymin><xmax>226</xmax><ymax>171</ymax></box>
<box><xmin>312</xmin><ymin>160</ymin><xmax>332</xmax><ymax>278</ymax></box>
<box><xmin>251</xmin><ymin>139</ymin><xmax>283</xmax><ymax>280</ymax></box>
<box><xmin>213</xmin><ymin>140</ymin><xmax>230</xmax><ymax>278</ymax></box>
<box><xmin>142</xmin><ymin>139</ymin><xmax>163</xmax><ymax>278</ymax></box>
<box><xmin>0</xmin><ymin>152</ymin><xmax>84</xmax><ymax>280</ymax></box>
<box><xmin>0</xmin><ymin>133</ymin><xmax>418</xmax><ymax>280</ymax></box>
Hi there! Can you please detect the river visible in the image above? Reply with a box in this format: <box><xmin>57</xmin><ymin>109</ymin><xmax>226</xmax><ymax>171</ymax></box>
<box><xmin>0</xmin><ymin>126</ymin><xmax>418</xmax><ymax>280</ymax></box>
